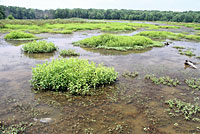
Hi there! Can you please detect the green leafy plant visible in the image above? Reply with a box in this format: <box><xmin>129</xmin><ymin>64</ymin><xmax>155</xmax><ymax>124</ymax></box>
<box><xmin>74</xmin><ymin>34</ymin><xmax>163</xmax><ymax>51</ymax></box>
<box><xmin>165</xmin><ymin>99</ymin><xmax>200</xmax><ymax>120</ymax></box>
<box><xmin>22</xmin><ymin>40</ymin><xmax>57</xmax><ymax>53</ymax></box>
<box><xmin>31</xmin><ymin>58</ymin><xmax>118</xmax><ymax>95</ymax></box>
<box><xmin>60</xmin><ymin>49</ymin><xmax>80</xmax><ymax>56</ymax></box>
<box><xmin>145</xmin><ymin>74</ymin><xmax>180</xmax><ymax>86</ymax></box>
<box><xmin>4</xmin><ymin>31</ymin><xmax>36</xmax><ymax>40</ymax></box>
<box><xmin>185</xmin><ymin>78</ymin><xmax>200</xmax><ymax>90</ymax></box>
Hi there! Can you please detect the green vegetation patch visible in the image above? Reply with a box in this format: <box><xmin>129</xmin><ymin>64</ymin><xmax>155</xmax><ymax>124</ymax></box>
<box><xmin>31</xmin><ymin>58</ymin><xmax>118</xmax><ymax>95</ymax></box>
<box><xmin>165</xmin><ymin>99</ymin><xmax>200</xmax><ymax>120</ymax></box>
<box><xmin>74</xmin><ymin>34</ymin><xmax>163</xmax><ymax>51</ymax></box>
<box><xmin>185</xmin><ymin>78</ymin><xmax>200</xmax><ymax>90</ymax></box>
<box><xmin>4</xmin><ymin>31</ymin><xmax>37</xmax><ymax>40</ymax></box>
<box><xmin>195</xmin><ymin>27</ymin><xmax>200</xmax><ymax>30</ymax></box>
<box><xmin>137</xmin><ymin>31</ymin><xmax>177</xmax><ymax>40</ymax></box>
<box><xmin>60</xmin><ymin>49</ymin><xmax>80</xmax><ymax>56</ymax></box>
<box><xmin>172</xmin><ymin>46</ymin><xmax>185</xmax><ymax>49</ymax></box>
<box><xmin>179</xmin><ymin>50</ymin><xmax>195</xmax><ymax>57</ymax></box>
<box><xmin>22</xmin><ymin>40</ymin><xmax>57</xmax><ymax>53</ymax></box>
<box><xmin>137</xmin><ymin>31</ymin><xmax>200</xmax><ymax>41</ymax></box>
<box><xmin>145</xmin><ymin>74</ymin><xmax>180</xmax><ymax>86</ymax></box>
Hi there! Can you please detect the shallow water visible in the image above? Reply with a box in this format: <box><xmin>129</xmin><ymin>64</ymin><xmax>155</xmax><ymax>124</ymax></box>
<box><xmin>1</xmin><ymin>26</ymin><xmax>200</xmax><ymax>134</ymax></box>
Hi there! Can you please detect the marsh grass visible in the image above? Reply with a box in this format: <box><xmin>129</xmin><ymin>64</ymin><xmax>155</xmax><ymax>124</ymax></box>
<box><xmin>179</xmin><ymin>50</ymin><xmax>195</xmax><ymax>57</ymax></box>
<box><xmin>4</xmin><ymin>31</ymin><xmax>37</xmax><ymax>40</ymax></box>
<box><xmin>22</xmin><ymin>40</ymin><xmax>57</xmax><ymax>53</ymax></box>
<box><xmin>74</xmin><ymin>34</ymin><xmax>163</xmax><ymax>51</ymax></box>
<box><xmin>0</xmin><ymin>19</ymin><xmax>182</xmax><ymax>34</ymax></box>
<box><xmin>145</xmin><ymin>74</ymin><xmax>180</xmax><ymax>86</ymax></box>
<box><xmin>185</xmin><ymin>78</ymin><xmax>200</xmax><ymax>90</ymax></box>
<box><xmin>165</xmin><ymin>99</ymin><xmax>200</xmax><ymax>120</ymax></box>
<box><xmin>137</xmin><ymin>31</ymin><xmax>200</xmax><ymax>41</ymax></box>
<box><xmin>172</xmin><ymin>46</ymin><xmax>185</xmax><ymax>49</ymax></box>
<box><xmin>60</xmin><ymin>49</ymin><xmax>80</xmax><ymax>56</ymax></box>
<box><xmin>31</xmin><ymin>58</ymin><xmax>118</xmax><ymax>95</ymax></box>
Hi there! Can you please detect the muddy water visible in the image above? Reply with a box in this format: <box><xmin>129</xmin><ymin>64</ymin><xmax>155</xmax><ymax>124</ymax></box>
<box><xmin>0</xmin><ymin>27</ymin><xmax>200</xmax><ymax>134</ymax></box>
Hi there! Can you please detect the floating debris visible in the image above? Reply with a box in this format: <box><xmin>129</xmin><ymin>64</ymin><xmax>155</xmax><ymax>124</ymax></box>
<box><xmin>33</xmin><ymin>118</ymin><xmax>54</xmax><ymax>123</ymax></box>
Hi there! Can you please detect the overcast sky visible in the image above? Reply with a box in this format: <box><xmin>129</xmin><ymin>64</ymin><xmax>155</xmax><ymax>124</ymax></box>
<box><xmin>0</xmin><ymin>0</ymin><xmax>200</xmax><ymax>11</ymax></box>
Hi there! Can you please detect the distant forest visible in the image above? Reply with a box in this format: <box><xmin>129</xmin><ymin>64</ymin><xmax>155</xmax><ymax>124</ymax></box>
<box><xmin>0</xmin><ymin>5</ymin><xmax>200</xmax><ymax>23</ymax></box>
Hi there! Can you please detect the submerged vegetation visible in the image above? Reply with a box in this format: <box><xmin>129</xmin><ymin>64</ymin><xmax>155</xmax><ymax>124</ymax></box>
<box><xmin>122</xmin><ymin>71</ymin><xmax>138</xmax><ymax>78</ymax></box>
<box><xmin>4</xmin><ymin>31</ymin><xmax>37</xmax><ymax>40</ymax></box>
<box><xmin>22</xmin><ymin>40</ymin><xmax>57</xmax><ymax>53</ymax></box>
<box><xmin>31</xmin><ymin>58</ymin><xmax>118</xmax><ymax>95</ymax></box>
<box><xmin>145</xmin><ymin>74</ymin><xmax>180</xmax><ymax>86</ymax></box>
<box><xmin>185</xmin><ymin>78</ymin><xmax>200</xmax><ymax>90</ymax></box>
<box><xmin>74</xmin><ymin>34</ymin><xmax>163</xmax><ymax>51</ymax></box>
<box><xmin>60</xmin><ymin>49</ymin><xmax>80</xmax><ymax>56</ymax></box>
<box><xmin>166</xmin><ymin>99</ymin><xmax>200</xmax><ymax>120</ymax></box>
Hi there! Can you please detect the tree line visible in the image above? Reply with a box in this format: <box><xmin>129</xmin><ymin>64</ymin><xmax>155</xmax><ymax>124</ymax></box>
<box><xmin>0</xmin><ymin>5</ymin><xmax>200</xmax><ymax>23</ymax></box>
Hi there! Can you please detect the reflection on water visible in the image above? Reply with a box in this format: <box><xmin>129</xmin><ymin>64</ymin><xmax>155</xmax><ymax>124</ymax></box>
<box><xmin>0</xmin><ymin>28</ymin><xmax>200</xmax><ymax>133</ymax></box>
<box><xmin>5</xmin><ymin>40</ymin><xmax>32</xmax><ymax>46</ymax></box>
<box><xmin>23</xmin><ymin>52</ymin><xmax>56</xmax><ymax>60</ymax></box>
<box><xmin>82</xmin><ymin>47</ymin><xmax>152</xmax><ymax>55</ymax></box>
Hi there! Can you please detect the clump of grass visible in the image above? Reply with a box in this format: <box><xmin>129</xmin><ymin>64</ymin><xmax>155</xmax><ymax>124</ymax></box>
<box><xmin>179</xmin><ymin>50</ymin><xmax>195</xmax><ymax>56</ymax></box>
<box><xmin>195</xmin><ymin>27</ymin><xmax>200</xmax><ymax>30</ymax></box>
<box><xmin>31</xmin><ymin>58</ymin><xmax>118</xmax><ymax>95</ymax></box>
<box><xmin>196</xmin><ymin>56</ymin><xmax>200</xmax><ymax>59</ymax></box>
<box><xmin>172</xmin><ymin>46</ymin><xmax>185</xmax><ymax>49</ymax></box>
<box><xmin>74</xmin><ymin>34</ymin><xmax>163</xmax><ymax>51</ymax></box>
<box><xmin>184</xmin><ymin>35</ymin><xmax>200</xmax><ymax>41</ymax></box>
<box><xmin>165</xmin><ymin>99</ymin><xmax>200</xmax><ymax>120</ymax></box>
<box><xmin>4</xmin><ymin>31</ymin><xmax>36</xmax><ymax>40</ymax></box>
<box><xmin>137</xmin><ymin>31</ymin><xmax>200</xmax><ymax>41</ymax></box>
<box><xmin>60</xmin><ymin>49</ymin><xmax>80</xmax><ymax>56</ymax></box>
<box><xmin>158</xmin><ymin>25</ymin><xmax>180</xmax><ymax>29</ymax></box>
<box><xmin>22</xmin><ymin>40</ymin><xmax>57</xmax><ymax>53</ymax></box>
<box><xmin>145</xmin><ymin>74</ymin><xmax>180</xmax><ymax>86</ymax></box>
<box><xmin>51</xmin><ymin>30</ymin><xmax>73</xmax><ymax>34</ymax></box>
<box><xmin>185</xmin><ymin>78</ymin><xmax>200</xmax><ymax>90</ymax></box>
<box><xmin>122</xmin><ymin>71</ymin><xmax>138</xmax><ymax>78</ymax></box>
<box><xmin>137</xmin><ymin>31</ymin><xmax>177</xmax><ymax>40</ymax></box>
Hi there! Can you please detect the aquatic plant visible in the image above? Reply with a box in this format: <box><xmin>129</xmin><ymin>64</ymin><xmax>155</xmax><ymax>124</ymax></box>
<box><xmin>136</xmin><ymin>31</ymin><xmax>177</xmax><ymax>40</ymax></box>
<box><xmin>165</xmin><ymin>99</ymin><xmax>200</xmax><ymax>120</ymax></box>
<box><xmin>122</xmin><ymin>71</ymin><xmax>138</xmax><ymax>78</ymax></box>
<box><xmin>137</xmin><ymin>31</ymin><xmax>200</xmax><ymax>41</ymax></box>
<box><xmin>60</xmin><ymin>49</ymin><xmax>80</xmax><ymax>56</ymax></box>
<box><xmin>4</xmin><ymin>31</ymin><xmax>36</xmax><ymax>40</ymax></box>
<box><xmin>172</xmin><ymin>46</ymin><xmax>185</xmax><ymax>49</ymax></box>
<box><xmin>185</xmin><ymin>78</ymin><xmax>200</xmax><ymax>90</ymax></box>
<box><xmin>22</xmin><ymin>40</ymin><xmax>57</xmax><ymax>53</ymax></box>
<box><xmin>31</xmin><ymin>58</ymin><xmax>118</xmax><ymax>95</ymax></box>
<box><xmin>179</xmin><ymin>50</ymin><xmax>195</xmax><ymax>57</ymax></box>
<box><xmin>145</xmin><ymin>74</ymin><xmax>180</xmax><ymax>86</ymax></box>
<box><xmin>74</xmin><ymin>34</ymin><xmax>163</xmax><ymax>51</ymax></box>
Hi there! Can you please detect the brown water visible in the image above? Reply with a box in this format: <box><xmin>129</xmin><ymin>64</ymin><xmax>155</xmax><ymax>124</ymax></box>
<box><xmin>1</xmin><ymin>26</ymin><xmax>200</xmax><ymax>134</ymax></box>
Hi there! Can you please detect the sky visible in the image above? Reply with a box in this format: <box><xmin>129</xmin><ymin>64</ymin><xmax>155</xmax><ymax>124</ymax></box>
<box><xmin>0</xmin><ymin>0</ymin><xmax>200</xmax><ymax>11</ymax></box>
